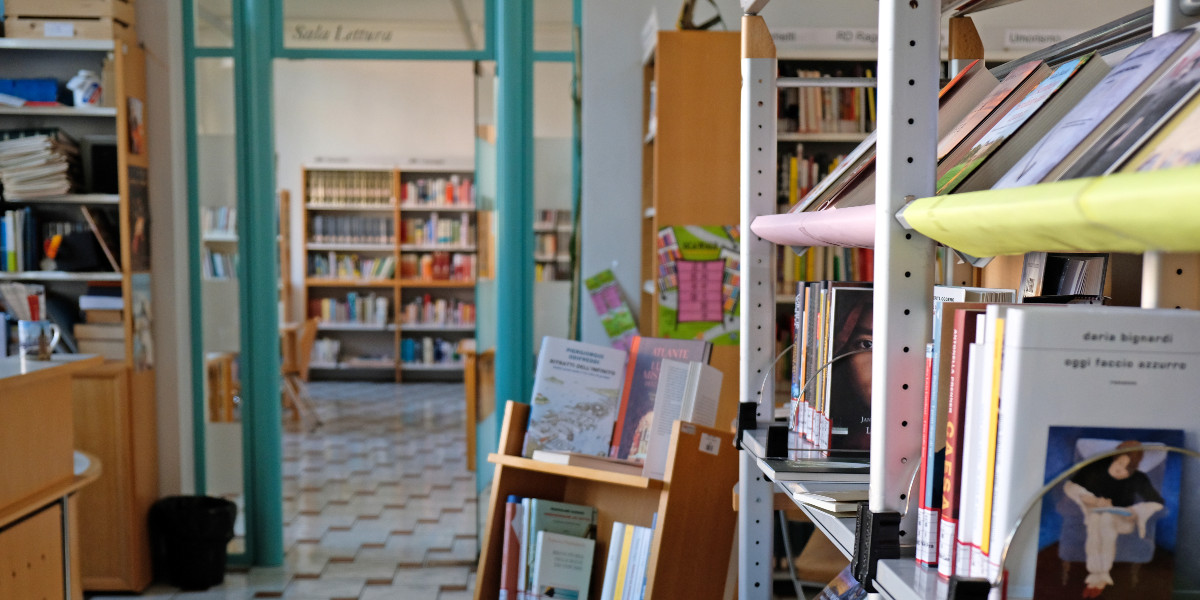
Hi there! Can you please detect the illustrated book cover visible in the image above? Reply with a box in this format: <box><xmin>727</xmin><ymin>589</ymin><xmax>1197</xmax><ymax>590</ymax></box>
<box><xmin>522</xmin><ymin>336</ymin><xmax>628</xmax><ymax>458</ymax></box>
<box><xmin>609</xmin><ymin>336</ymin><xmax>712</xmax><ymax>461</ymax></box>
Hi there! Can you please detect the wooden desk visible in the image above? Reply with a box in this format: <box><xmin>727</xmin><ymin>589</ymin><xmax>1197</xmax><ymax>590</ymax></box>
<box><xmin>0</xmin><ymin>355</ymin><xmax>104</xmax><ymax>600</ymax></box>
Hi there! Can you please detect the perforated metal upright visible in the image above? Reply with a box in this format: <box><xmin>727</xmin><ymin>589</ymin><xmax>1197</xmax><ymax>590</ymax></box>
<box><xmin>738</xmin><ymin>10</ymin><xmax>778</xmax><ymax>600</ymax></box>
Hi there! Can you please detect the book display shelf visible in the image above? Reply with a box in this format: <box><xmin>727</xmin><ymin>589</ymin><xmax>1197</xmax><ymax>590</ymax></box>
<box><xmin>301</xmin><ymin>163</ymin><xmax>476</xmax><ymax>381</ymax></box>
<box><xmin>473</xmin><ymin>400</ymin><xmax>738</xmax><ymax>600</ymax></box>
<box><xmin>0</xmin><ymin>36</ymin><xmax>158</xmax><ymax>593</ymax></box>
<box><xmin>736</xmin><ymin>1</ymin><xmax>1200</xmax><ymax>599</ymax></box>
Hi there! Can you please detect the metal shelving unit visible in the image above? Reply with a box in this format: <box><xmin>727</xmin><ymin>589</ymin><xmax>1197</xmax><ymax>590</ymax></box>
<box><xmin>736</xmin><ymin>1</ymin><xmax>1199</xmax><ymax>598</ymax></box>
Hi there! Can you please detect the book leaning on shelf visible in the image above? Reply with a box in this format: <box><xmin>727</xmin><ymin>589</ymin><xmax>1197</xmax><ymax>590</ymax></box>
<box><xmin>522</xmin><ymin>337</ymin><xmax>629</xmax><ymax>459</ymax></box>
<box><xmin>609</xmin><ymin>336</ymin><xmax>712</xmax><ymax>462</ymax></box>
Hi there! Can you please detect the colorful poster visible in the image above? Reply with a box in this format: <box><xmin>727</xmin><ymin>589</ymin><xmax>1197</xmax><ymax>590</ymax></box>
<box><xmin>655</xmin><ymin>225</ymin><xmax>739</xmax><ymax>345</ymax></box>
<box><xmin>584</xmin><ymin>269</ymin><xmax>638</xmax><ymax>351</ymax></box>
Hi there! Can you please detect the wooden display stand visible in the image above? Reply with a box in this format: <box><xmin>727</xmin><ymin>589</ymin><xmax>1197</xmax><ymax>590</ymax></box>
<box><xmin>474</xmin><ymin>401</ymin><xmax>738</xmax><ymax>600</ymax></box>
<box><xmin>641</xmin><ymin>31</ymin><xmax>743</xmax><ymax>427</ymax></box>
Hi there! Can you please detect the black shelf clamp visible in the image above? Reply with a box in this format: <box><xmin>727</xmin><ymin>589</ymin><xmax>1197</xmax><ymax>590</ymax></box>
<box><xmin>948</xmin><ymin>576</ymin><xmax>992</xmax><ymax>600</ymax></box>
<box><xmin>851</xmin><ymin>504</ymin><xmax>900</xmax><ymax>593</ymax></box>
<box><xmin>734</xmin><ymin>401</ymin><xmax>758</xmax><ymax>450</ymax></box>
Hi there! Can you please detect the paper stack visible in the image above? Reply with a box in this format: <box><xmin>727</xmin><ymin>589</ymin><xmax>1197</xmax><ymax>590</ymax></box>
<box><xmin>0</xmin><ymin>129</ymin><xmax>79</xmax><ymax>199</ymax></box>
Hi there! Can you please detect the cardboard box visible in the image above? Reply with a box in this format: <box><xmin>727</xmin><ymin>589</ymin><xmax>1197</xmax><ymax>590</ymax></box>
<box><xmin>3</xmin><ymin>16</ymin><xmax>133</xmax><ymax>43</ymax></box>
<box><xmin>4</xmin><ymin>0</ymin><xmax>136</xmax><ymax>26</ymax></box>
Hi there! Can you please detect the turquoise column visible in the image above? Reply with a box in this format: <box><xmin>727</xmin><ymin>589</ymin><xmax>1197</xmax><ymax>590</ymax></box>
<box><xmin>234</xmin><ymin>0</ymin><xmax>283</xmax><ymax>566</ymax></box>
<box><xmin>495</xmin><ymin>0</ymin><xmax>536</xmax><ymax>410</ymax></box>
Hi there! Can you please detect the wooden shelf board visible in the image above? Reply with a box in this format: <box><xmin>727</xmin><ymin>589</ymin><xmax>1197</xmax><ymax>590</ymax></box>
<box><xmin>2</xmin><ymin>193</ymin><xmax>119</xmax><ymax>205</ymax></box>
<box><xmin>304</xmin><ymin>203</ymin><xmax>395</xmax><ymax>211</ymax></box>
<box><xmin>316</xmin><ymin>323</ymin><xmax>396</xmax><ymax>332</ymax></box>
<box><xmin>310</xmin><ymin>362</ymin><xmax>396</xmax><ymax>370</ymax></box>
<box><xmin>306</xmin><ymin>243</ymin><xmax>394</xmax><ymax>251</ymax></box>
<box><xmin>401</xmin><ymin>362</ymin><xmax>465</xmax><ymax>371</ymax></box>
<box><xmin>0</xmin><ymin>38</ymin><xmax>115</xmax><ymax>51</ymax></box>
<box><xmin>397</xmin><ymin>204</ymin><xmax>476</xmax><ymax>211</ymax></box>
<box><xmin>305</xmin><ymin>278</ymin><xmax>395</xmax><ymax>288</ymax></box>
<box><xmin>0</xmin><ymin>105</ymin><xmax>116</xmax><ymax>117</ymax></box>
<box><xmin>0</xmin><ymin>271</ymin><xmax>121</xmax><ymax>282</ymax></box>
<box><xmin>399</xmin><ymin>245</ymin><xmax>476</xmax><ymax>252</ymax></box>
<box><xmin>398</xmin><ymin>280</ymin><xmax>474</xmax><ymax>288</ymax></box>
<box><xmin>488</xmin><ymin>453</ymin><xmax>663</xmax><ymax>490</ymax></box>
<box><xmin>400</xmin><ymin>324</ymin><xmax>475</xmax><ymax>333</ymax></box>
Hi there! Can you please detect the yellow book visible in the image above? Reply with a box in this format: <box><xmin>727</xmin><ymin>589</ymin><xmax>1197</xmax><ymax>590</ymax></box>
<box><xmin>979</xmin><ymin>317</ymin><xmax>1005</xmax><ymax>572</ymax></box>
<box><xmin>611</xmin><ymin>523</ymin><xmax>635</xmax><ymax>600</ymax></box>
<box><xmin>789</xmin><ymin>155</ymin><xmax>800</xmax><ymax>205</ymax></box>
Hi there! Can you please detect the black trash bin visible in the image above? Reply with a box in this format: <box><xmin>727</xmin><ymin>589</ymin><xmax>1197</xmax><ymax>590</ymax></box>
<box><xmin>148</xmin><ymin>495</ymin><xmax>238</xmax><ymax>590</ymax></box>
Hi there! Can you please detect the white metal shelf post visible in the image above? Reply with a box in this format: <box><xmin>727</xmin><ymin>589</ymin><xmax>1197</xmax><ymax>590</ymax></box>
<box><xmin>1144</xmin><ymin>0</ymin><xmax>1200</xmax><ymax>311</ymax></box>
<box><xmin>738</xmin><ymin>12</ymin><xmax>778</xmax><ymax>600</ymax></box>
<box><xmin>869</xmin><ymin>0</ymin><xmax>938</xmax><ymax>547</ymax></box>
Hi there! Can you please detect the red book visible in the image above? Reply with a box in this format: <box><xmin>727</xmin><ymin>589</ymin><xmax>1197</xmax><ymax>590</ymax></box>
<box><xmin>609</xmin><ymin>336</ymin><xmax>712</xmax><ymax>461</ymax></box>
<box><xmin>499</xmin><ymin>495</ymin><xmax>522</xmax><ymax>599</ymax></box>
<box><xmin>916</xmin><ymin>343</ymin><xmax>936</xmax><ymax>565</ymax></box>
<box><xmin>936</xmin><ymin>307</ymin><xmax>984</xmax><ymax>578</ymax></box>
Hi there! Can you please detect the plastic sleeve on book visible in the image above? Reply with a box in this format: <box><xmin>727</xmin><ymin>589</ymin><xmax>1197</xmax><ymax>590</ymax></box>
<box><xmin>900</xmin><ymin>165</ymin><xmax>1200</xmax><ymax>257</ymax></box>
<box><xmin>749</xmin><ymin>205</ymin><xmax>876</xmax><ymax>248</ymax></box>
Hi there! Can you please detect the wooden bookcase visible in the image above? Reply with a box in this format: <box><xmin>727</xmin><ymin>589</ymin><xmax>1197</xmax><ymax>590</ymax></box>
<box><xmin>641</xmin><ymin>31</ymin><xmax>742</xmax><ymax>426</ymax></box>
<box><xmin>300</xmin><ymin>163</ymin><xmax>477</xmax><ymax>381</ymax></box>
<box><xmin>474</xmin><ymin>401</ymin><xmax>738</xmax><ymax>600</ymax></box>
<box><xmin>0</xmin><ymin>36</ymin><xmax>158</xmax><ymax>593</ymax></box>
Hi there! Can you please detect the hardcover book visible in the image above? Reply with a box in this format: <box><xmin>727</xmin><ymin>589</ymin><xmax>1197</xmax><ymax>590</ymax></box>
<box><xmin>609</xmin><ymin>336</ymin><xmax>712</xmax><ymax>461</ymax></box>
<box><xmin>530</xmin><ymin>531</ymin><xmax>596</xmax><ymax>600</ymax></box>
<box><xmin>985</xmin><ymin>306</ymin><xmax>1200</xmax><ymax>598</ymax></box>
<box><xmin>994</xmin><ymin>28</ymin><xmax>1196</xmax><ymax>188</ymax></box>
<box><xmin>1121</xmin><ymin>90</ymin><xmax>1200</xmax><ymax>172</ymax></box>
<box><xmin>825</xmin><ymin>286</ymin><xmax>873</xmax><ymax>450</ymax></box>
<box><xmin>522</xmin><ymin>337</ymin><xmax>628</xmax><ymax>459</ymax></box>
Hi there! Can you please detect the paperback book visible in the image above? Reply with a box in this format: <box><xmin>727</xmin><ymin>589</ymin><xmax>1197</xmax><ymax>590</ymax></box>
<box><xmin>522</xmin><ymin>337</ymin><xmax>628</xmax><ymax>458</ymax></box>
<box><xmin>609</xmin><ymin>336</ymin><xmax>712</xmax><ymax>462</ymax></box>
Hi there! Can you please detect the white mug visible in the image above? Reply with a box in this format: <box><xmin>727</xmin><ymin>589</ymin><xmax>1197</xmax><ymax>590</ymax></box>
<box><xmin>18</xmin><ymin>320</ymin><xmax>61</xmax><ymax>361</ymax></box>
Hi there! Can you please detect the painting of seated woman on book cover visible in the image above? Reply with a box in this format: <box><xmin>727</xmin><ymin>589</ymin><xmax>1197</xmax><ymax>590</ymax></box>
<box><xmin>1035</xmin><ymin>426</ymin><xmax>1185</xmax><ymax>600</ymax></box>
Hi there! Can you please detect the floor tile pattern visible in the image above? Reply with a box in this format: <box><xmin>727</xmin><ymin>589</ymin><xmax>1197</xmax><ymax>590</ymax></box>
<box><xmin>89</xmin><ymin>381</ymin><xmax>478</xmax><ymax>600</ymax></box>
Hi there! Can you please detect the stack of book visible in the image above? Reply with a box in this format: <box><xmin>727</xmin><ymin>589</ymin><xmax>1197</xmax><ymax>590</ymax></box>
<box><xmin>500</xmin><ymin>496</ymin><xmax>598</xmax><ymax>600</ymax></box>
<box><xmin>0</xmin><ymin>129</ymin><xmax>79</xmax><ymax>199</ymax></box>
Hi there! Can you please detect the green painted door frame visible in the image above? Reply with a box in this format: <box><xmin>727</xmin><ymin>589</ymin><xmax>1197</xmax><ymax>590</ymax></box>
<box><xmin>182</xmin><ymin>0</ymin><xmax>577</xmax><ymax>566</ymax></box>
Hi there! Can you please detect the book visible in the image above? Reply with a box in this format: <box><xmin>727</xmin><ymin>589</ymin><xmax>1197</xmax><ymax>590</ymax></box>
<box><xmin>609</xmin><ymin>523</ymin><xmax>635</xmax><ymax>600</ymax></box>
<box><xmin>813</xmin><ymin>564</ymin><xmax>867</xmax><ymax>600</ymax></box>
<box><xmin>1061</xmin><ymin>30</ymin><xmax>1200</xmax><ymax>179</ymax></box>
<box><xmin>84</xmin><ymin>308</ymin><xmax>123</xmax><ymax>324</ymax></box>
<box><xmin>530</xmin><ymin>450</ymin><xmax>644</xmax><ymax>477</ymax></box>
<box><xmin>609</xmin><ymin>336</ymin><xmax>712</xmax><ymax>461</ymax></box>
<box><xmin>1120</xmin><ymin>89</ymin><xmax>1200</xmax><ymax>172</ymax></box>
<box><xmin>935</xmin><ymin>53</ymin><xmax>1110</xmax><ymax>195</ymax></box>
<box><xmin>530</xmin><ymin>531</ymin><xmax>596</xmax><ymax>600</ymax></box>
<box><xmin>935</xmin><ymin>60</ymin><xmax>1052</xmax><ymax>184</ymax></box>
<box><xmin>756</xmin><ymin>456</ymin><xmax>871</xmax><ymax>483</ymax></box>
<box><xmin>825</xmin><ymin>286</ymin><xmax>873</xmax><ymax>450</ymax></box>
<box><xmin>640</xmin><ymin>358</ymin><xmax>723</xmax><ymax>480</ymax></box>
<box><xmin>78</xmin><ymin>338</ymin><xmax>125</xmax><ymax>360</ymax></box>
<box><xmin>522</xmin><ymin>337</ymin><xmax>628</xmax><ymax>459</ymax></box>
<box><xmin>598</xmin><ymin>521</ymin><xmax>626</xmax><ymax>600</ymax></box>
<box><xmin>994</xmin><ymin>28</ymin><xmax>1196</xmax><ymax>188</ymax></box>
<box><xmin>792</xmin><ymin>489</ymin><xmax>868</xmax><ymax>514</ymax></box>
<box><xmin>74</xmin><ymin>322</ymin><xmax>124</xmax><ymax>340</ymax></box>
<box><xmin>524</xmin><ymin>498</ymin><xmax>598</xmax><ymax>598</ymax></box>
<box><xmin>500</xmin><ymin>495</ymin><xmax>524</xmax><ymax>600</ymax></box>
<box><xmin>1019</xmin><ymin>252</ymin><xmax>1108</xmax><ymax>300</ymax></box>
<box><xmin>986</xmin><ymin>306</ymin><xmax>1200</xmax><ymax>598</ymax></box>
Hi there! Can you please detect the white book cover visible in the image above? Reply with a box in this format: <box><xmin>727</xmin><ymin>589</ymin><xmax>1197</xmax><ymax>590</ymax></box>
<box><xmin>988</xmin><ymin>306</ymin><xmax>1200</xmax><ymax>599</ymax></box>
<box><xmin>641</xmin><ymin>358</ymin><xmax>722</xmax><ymax>480</ymax></box>
<box><xmin>599</xmin><ymin>521</ymin><xmax>625</xmax><ymax>600</ymax></box>
<box><xmin>522</xmin><ymin>337</ymin><xmax>628</xmax><ymax>458</ymax></box>
<box><xmin>530</xmin><ymin>530</ymin><xmax>596</xmax><ymax>600</ymax></box>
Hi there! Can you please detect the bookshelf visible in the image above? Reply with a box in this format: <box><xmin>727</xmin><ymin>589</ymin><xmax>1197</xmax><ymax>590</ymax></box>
<box><xmin>641</xmin><ymin>30</ymin><xmax>743</xmax><ymax>426</ymax></box>
<box><xmin>300</xmin><ymin>163</ymin><xmax>477</xmax><ymax>381</ymax></box>
<box><xmin>0</xmin><ymin>36</ymin><xmax>158</xmax><ymax>593</ymax></box>
<box><xmin>737</xmin><ymin>3</ymin><xmax>1200</xmax><ymax>599</ymax></box>
<box><xmin>473</xmin><ymin>400</ymin><xmax>738</xmax><ymax>600</ymax></box>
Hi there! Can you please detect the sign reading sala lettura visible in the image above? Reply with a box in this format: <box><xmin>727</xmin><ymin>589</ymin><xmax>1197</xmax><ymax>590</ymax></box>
<box><xmin>289</xmin><ymin>21</ymin><xmax>399</xmax><ymax>47</ymax></box>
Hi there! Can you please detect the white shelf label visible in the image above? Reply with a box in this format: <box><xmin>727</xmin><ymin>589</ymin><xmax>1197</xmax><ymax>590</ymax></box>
<box><xmin>699</xmin><ymin>433</ymin><xmax>720</xmax><ymax>456</ymax></box>
<box><xmin>772</xmin><ymin>27</ymin><xmax>878</xmax><ymax>50</ymax></box>
<box><xmin>1004</xmin><ymin>29</ymin><xmax>1079</xmax><ymax>50</ymax></box>
<box><xmin>44</xmin><ymin>22</ymin><xmax>75</xmax><ymax>38</ymax></box>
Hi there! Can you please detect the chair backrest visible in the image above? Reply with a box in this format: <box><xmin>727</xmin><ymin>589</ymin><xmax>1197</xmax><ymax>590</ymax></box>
<box><xmin>297</xmin><ymin>317</ymin><xmax>320</xmax><ymax>382</ymax></box>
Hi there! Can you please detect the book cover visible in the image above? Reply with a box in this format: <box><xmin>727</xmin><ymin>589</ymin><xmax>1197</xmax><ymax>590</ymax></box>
<box><xmin>1034</xmin><ymin>427</ymin><xmax>1184</xmax><ymax>600</ymax></box>
<box><xmin>530</xmin><ymin>531</ymin><xmax>596</xmax><ymax>600</ymax></box>
<box><xmin>813</xmin><ymin>564</ymin><xmax>867</xmax><ymax>600</ymax></box>
<box><xmin>986</xmin><ymin>306</ymin><xmax>1200</xmax><ymax>598</ymax></box>
<box><xmin>1062</xmin><ymin>31</ymin><xmax>1200</xmax><ymax>179</ymax></box>
<box><xmin>936</xmin><ymin>53</ymin><xmax>1108</xmax><ymax>195</ymax></box>
<box><xmin>916</xmin><ymin>342</ymin><xmax>937</xmax><ymax>565</ymax></box>
<box><xmin>1121</xmin><ymin>91</ymin><xmax>1200</xmax><ymax>172</ymax></box>
<box><xmin>500</xmin><ymin>495</ymin><xmax>524</xmax><ymax>600</ymax></box>
<box><xmin>757</xmin><ymin>456</ymin><xmax>870</xmax><ymax>483</ymax></box>
<box><xmin>936</xmin><ymin>60</ymin><xmax>1049</xmax><ymax>167</ymax></box>
<box><xmin>598</xmin><ymin>521</ymin><xmax>626</xmax><ymax>600</ymax></box>
<box><xmin>522</xmin><ymin>336</ymin><xmax>628</xmax><ymax>459</ymax></box>
<box><xmin>610</xmin><ymin>336</ymin><xmax>712</xmax><ymax>461</ymax></box>
<box><xmin>609</xmin><ymin>523</ymin><xmax>635</xmax><ymax>600</ymax></box>
<box><xmin>641</xmin><ymin>358</ymin><xmax>723</xmax><ymax>480</ymax></box>
<box><xmin>995</xmin><ymin>28</ymin><xmax>1196</xmax><ymax>188</ymax></box>
<box><xmin>825</xmin><ymin>287</ymin><xmax>873</xmax><ymax>451</ymax></box>
<box><xmin>793</xmin><ymin>490</ymin><xmax>868</xmax><ymax>515</ymax></box>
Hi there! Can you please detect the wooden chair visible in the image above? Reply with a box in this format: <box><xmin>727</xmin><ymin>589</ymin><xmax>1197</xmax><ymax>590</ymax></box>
<box><xmin>282</xmin><ymin>317</ymin><xmax>321</xmax><ymax>431</ymax></box>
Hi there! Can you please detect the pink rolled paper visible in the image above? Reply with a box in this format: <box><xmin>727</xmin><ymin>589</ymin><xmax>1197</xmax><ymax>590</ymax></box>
<box><xmin>750</xmin><ymin>205</ymin><xmax>877</xmax><ymax>248</ymax></box>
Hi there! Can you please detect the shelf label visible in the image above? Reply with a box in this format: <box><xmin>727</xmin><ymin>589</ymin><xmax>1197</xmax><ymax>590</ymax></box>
<box><xmin>1004</xmin><ymin>29</ymin><xmax>1079</xmax><ymax>50</ymax></box>
<box><xmin>44</xmin><ymin>22</ymin><xmax>75</xmax><ymax>38</ymax></box>
<box><xmin>772</xmin><ymin>27</ymin><xmax>878</xmax><ymax>50</ymax></box>
<box><xmin>699</xmin><ymin>433</ymin><xmax>720</xmax><ymax>456</ymax></box>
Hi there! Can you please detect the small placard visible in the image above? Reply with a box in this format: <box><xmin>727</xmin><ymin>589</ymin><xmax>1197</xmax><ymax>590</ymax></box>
<box><xmin>44</xmin><ymin>22</ymin><xmax>76</xmax><ymax>38</ymax></box>
<box><xmin>772</xmin><ymin>27</ymin><xmax>878</xmax><ymax>50</ymax></box>
<box><xmin>1004</xmin><ymin>29</ymin><xmax>1079</xmax><ymax>50</ymax></box>
<box><xmin>699</xmin><ymin>433</ymin><xmax>720</xmax><ymax>456</ymax></box>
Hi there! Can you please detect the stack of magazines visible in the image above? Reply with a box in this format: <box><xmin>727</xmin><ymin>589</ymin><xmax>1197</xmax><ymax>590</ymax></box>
<box><xmin>0</xmin><ymin>129</ymin><xmax>79</xmax><ymax>199</ymax></box>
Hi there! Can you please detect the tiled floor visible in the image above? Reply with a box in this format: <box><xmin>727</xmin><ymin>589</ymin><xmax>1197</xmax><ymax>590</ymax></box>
<box><xmin>91</xmin><ymin>381</ymin><xmax>478</xmax><ymax>600</ymax></box>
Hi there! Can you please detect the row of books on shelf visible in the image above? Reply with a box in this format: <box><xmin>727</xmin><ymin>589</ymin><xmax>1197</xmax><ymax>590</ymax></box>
<box><xmin>398</xmin><ymin>252</ymin><xmax>476</xmax><ymax>282</ymax></box>
<box><xmin>0</xmin><ymin>128</ymin><xmax>78</xmax><ymax>199</ymax></box>
<box><xmin>778</xmin><ymin>146</ymin><xmax>848</xmax><ymax>207</ymax></box>
<box><xmin>0</xmin><ymin>205</ymin><xmax>120</xmax><ymax>273</ymax></box>
<box><xmin>522</xmin><ymin>336</ymin><xmax>721</xmax><ymax>481</ymax></box>
<box><xmin>0</xmin><ymin>281</ymin><xmax>124</xmax><ymax>356</ymax></box>
<box><xmin>400</xmin><ymin>213</ymin><xmax>474</xmax><ymax>247</ymax></box>
<box><xmin>400</xmin><ymin>175</ymin><xmax>473</xmax><ymax>207</ymax></box>
<box><xmin>535</xmin><ymin>230</ymin><xmax>565</xmax><ymax>258</ymax></box>
<box><xmin>307</xmin><ymin>252</ymin><xmax>396</xmax><ymax>280</ymax></box>
<box><xmin>399</xmin><ymin>294</ymin><xmax>474</xmax><ymax>328</ymax></box>
<box><xmin>534</xmin><ymin>209</ymin><xmax>571</xmax><ymax>230</ymax></box>
<box><xmin>308</xmin><ymin>215</ymin><xmax>394</xmax><ymax>245</ymax></box>
<box><xmin>777</xmin><ymin>68</ymin><xmax>876</xmax><ymax>135</ymax></box>
<box><xmin>200</xmin><ymin>206</ymin><xmax>237</xmax><ymax>237</ymax></box>
<box><xmin>759</xmin><ymin>26</ymin><xmax>1200</xmax><ymax>251</ymax></box>
<box><xmin>535</xmin><ymin>262</ymin><xmax>570</xmax><ymax>282</ymax></box>
<box><xmin>779</xmin><ymin>246</ymin><xmax>873</xmax><ymax>290</ymax></box>
<box><xmin>399</xmin><ymin>336</ymin><xmax>460</xmax><ymax>365</ymax></box>
<box><xmin>308</xmin><ymin>292</ymin><xmax>389</xmax><ymax>327</ymax></box>
<box><xmin>304</xmin><ymin>170</ymin><xmax>394</xmax><ymax>206</ymax></box>
<box><xmin>201</xmin><ymin>248</ymin><xmax>236</xmax><ymax>280</ymax></box>
<box><xmin>499</xmin><ymin>497</ymin><xmax>607</xmax><ymax>600</ymax></box>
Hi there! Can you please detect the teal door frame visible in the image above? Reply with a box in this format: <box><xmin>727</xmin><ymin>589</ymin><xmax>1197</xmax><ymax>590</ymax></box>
<box><xmin>183</xmin><ymin>0</ymin><xmax>578</xmax><ymax>566</ymax></box>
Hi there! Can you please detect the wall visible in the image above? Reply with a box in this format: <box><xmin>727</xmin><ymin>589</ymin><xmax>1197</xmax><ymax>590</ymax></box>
<box><xmin>138</xmin><ymin>0</ymin><xmax>194</xmax><ymax>496</ymax></box>
<box><xmin>579</xmin><ymin>0</ymin><xmax>1148</xmax><ymax>346</ymax></box>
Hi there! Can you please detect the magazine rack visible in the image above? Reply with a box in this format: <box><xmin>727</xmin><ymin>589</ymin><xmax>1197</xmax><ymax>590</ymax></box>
<box><xmin>474</xmin><ymin>400</ymin><xmax>738</xmax><ymax>600</ymax></box>
<box><xmin>736</xmin><ymin>1</ymin><xmax>1200</xmax><ymax>598</ymax></box>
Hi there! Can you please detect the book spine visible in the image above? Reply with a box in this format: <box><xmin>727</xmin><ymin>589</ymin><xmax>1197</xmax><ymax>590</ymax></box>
<box><xmin>500</xmin><ymin>496</ymin><xmax>523</xmax><ymax>600</ymax></box>
<box><xmin>937</xmin><ymin>321</ymin><xmax>968</xmax><ymax>578</ymax></box>
<box><xmin>916</xmin><ymin>342</ymin><xmax>938</xmax><ymax>565</ymax></box>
